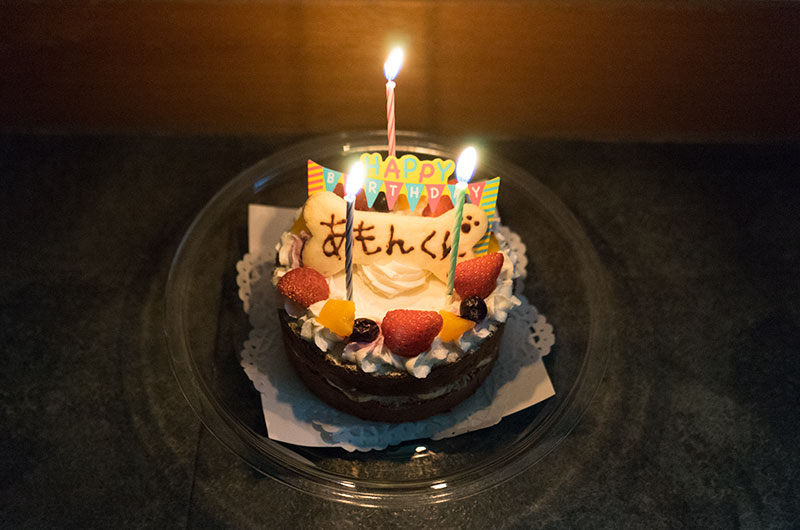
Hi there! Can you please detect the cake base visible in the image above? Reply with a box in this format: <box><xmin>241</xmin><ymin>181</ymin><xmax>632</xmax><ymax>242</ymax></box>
<box><xmin>278</xmin><ymin>310</ymin><xmax>504</xmax><ymax>423</ymax></box>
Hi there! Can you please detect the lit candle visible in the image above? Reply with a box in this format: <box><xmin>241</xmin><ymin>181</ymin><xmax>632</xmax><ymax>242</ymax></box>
<box><xmin>384</xmin><ymin>47</ymin><xmax>404</xmax><ymax>158</ymax></box>
<box><xmin>344</xmin><ymin>161</ymin><xmax>365</xmax><ymax>301</ymax></box>
<box><xmin>447</xmin><ymin>147</ymin><xmax>477</xmax><ymax>295</ymax></box>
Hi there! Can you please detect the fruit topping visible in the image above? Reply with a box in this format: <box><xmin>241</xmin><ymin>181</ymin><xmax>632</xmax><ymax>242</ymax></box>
<box><xmin>317</xmin><ymin>299</ymin><xmax>355</xmax><ymax>337</ymax></box>
<box><xmin>381</xmin><ymin>309</ymin><xmax>443</xmax><ymax>357</ymax></box>
<box><xmin>454</xmin><ymin>252</ymin><xmax>504</xmax><ymax>299</ymax></box>
<box><xmin>289</xmin><ymin>214</ymin><xmax>308</xmax><ymax>235</ymax></box>
<box><xmin>395</xmin><ymin>194</ymin><xmax>410</xmax><ymax>211</ymax></box>
<box><xmin>487</xmin><ymin>232</ymin><xmax>500</xmax><ymax>254</ymax></box>
<box><xmin>349</xmin><ymin>318</ymin><xmax>380</xmax><ymax>343</ymax></box>
<box><xmin>460</xmin><ymin>295</ymin><xmax>488</xmax><ymax>322</ymax></box>
<box><xmin>422</xmin><ymin>195</ymin><xmax>454</xmax><ymax>217</ymax></box>
<box><xmin>354</xmin><ymin>190</ymin><xmax>369</xmax><ymax>211</ymax></box>
<box><xmin>438</xmin><ymin>310</ymin><xmax>475</xmax><ymax>342</ymax></box>
<box><xmin>277</xmin><ymin>267</ymin><xmax>329</xmax><ymax>308</ymax></box>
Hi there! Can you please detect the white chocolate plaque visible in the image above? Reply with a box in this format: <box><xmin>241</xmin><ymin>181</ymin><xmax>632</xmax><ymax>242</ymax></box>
<box><xmin>302</xmin><ymin>192</ymin><xmax>488</xmax><ymax>281</ymax></box>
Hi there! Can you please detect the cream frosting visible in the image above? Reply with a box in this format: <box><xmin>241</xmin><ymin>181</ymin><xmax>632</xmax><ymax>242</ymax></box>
<box><xmin>358</xmin><ymin>261</ymin><xmax>430</xmax><ymax>298</ymax></box>
<box><xmin>274</xmin><ymin>212</ymin><xmax>524</xmax><ymax>379</ymax></box>
<box><xmin>297</xmin><ymin>300</ymin><xmax>342</xmax><ymax>351</ymax></box>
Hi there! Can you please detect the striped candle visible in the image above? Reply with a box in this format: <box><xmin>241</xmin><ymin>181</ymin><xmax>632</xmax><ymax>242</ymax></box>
<box><xmin>386</xmin><ymin>80</ymin><xmax>396</xmax><ymax>157</ymax></box>
<box><xmin>344</xmin><ymin>162</ymin><xmax>365</xmax><ymax>302</ymax></box>
<box><xmin>446</xmin><ymin>182</ymin><xmax>467</xmax><ymax>295</ymax></box>
<box><xmin>345</xmin><ymin>196</ymin><xmax>354</xmax><ymax>301</ymax></box>
<box><xmin>383</xmin><ymin>48</ymin><xmax>403</xmax><ymax>158</ymax></box>
<box><xmin>447</xmin><ymin>147</ymin><xmax>478</xmax><ymax>295</ymax></box>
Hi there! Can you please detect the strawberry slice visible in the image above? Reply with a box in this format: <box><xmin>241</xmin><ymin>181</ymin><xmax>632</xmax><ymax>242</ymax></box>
<box><xmin>381</xmin><ymin>309</ymin><xmax>443</xmax><ymax>357</ymax></box>
<box><xmin>454</xmin><ymin>252</ymin><xmax>504</xmax><ymax>299</ymax></box>
<box><xmin>277</xmin><ymin>267</ymin><xmax>329</xmax><ymax>308</ymax></box>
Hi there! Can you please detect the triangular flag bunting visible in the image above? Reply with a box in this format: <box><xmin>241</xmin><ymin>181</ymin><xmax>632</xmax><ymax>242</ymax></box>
<box><xmin>447</xmin><ymin>184</ymin><xmax>457</xmax><ymax>200</ymax></box>
<box><xmin>479</xmin><ymin>178</ymin><xmax>500</xmax><ymax>217</ymax></box>
<box><xmin>384</xmin><ymin>180</ymin><xmax>403</xmax><ymax>210</ymax></box>
<box><xmin>307</xmin><ymin>160</ymin><xmax>325</xmax><ymax>196</ymax></box>
<box><xmin>473</xmin><ymin>177</ymin><xmax>502</xmax><ymax>256</ymax></box>
<box><xmin>425</xmin><ymin>183</ymin><xmax>446</xmax><ymax>212</ymax></box>
<box><xmin>404</xmin><ymin>183</ymin><xmax>425</xmax><ymax>211</ymax></box>
<box><xmin>467</xmin><ymin>181</ymin><xmax>486</xmax><ymax>206</ymax></box>
<box><xmin>364</xmin><ymin>178</ymin><xmax>383</xmax><ymax>208</ymax></box>
<box><xmin>323</xmin><ymin>168</ymin><xmax>342</xmax><ymax>192</ymax></box>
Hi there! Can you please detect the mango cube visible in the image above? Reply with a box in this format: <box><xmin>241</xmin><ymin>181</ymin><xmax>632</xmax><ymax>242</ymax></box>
<box><xmin>487</xmin><ymin>232</ymin><xmax>500</xmax><ymax>254</ymax></box>
<box><xmin>438</xmin><ymin>310</ymin><xmax>475</xmax><ymax>343</ymax></box>
<box><xmin>290</xmin><ymin>214</ymin><xmax>309</xmax><ymax>235</ymax></box>
<box><xmin>317</xmin><ymin>299</ymin><xmax>355</xmax><ymax>337</ymax></box>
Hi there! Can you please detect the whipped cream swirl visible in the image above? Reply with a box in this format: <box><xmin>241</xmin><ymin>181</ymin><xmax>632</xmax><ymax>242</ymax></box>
<box><xmin>342</xmin><ymin>335</ymin><xmax>464</xmax><ymax>378</ymax></box>
<box><xmin>358</xmin><ymin>261</ymin><xmax>430</xmax><ymax>298</ymax></box>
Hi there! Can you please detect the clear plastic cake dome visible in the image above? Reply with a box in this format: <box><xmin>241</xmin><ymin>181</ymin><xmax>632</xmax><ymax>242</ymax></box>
<box><xmin>165</xmin><ymin>130</ymin><xmax>613</xmax><ymax>507</ymax></box>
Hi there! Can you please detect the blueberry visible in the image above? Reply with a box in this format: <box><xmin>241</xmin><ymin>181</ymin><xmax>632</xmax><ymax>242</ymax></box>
<box><xmin>349</xmin><ymin>318</ymin><xmax>380</xmax><ymax>343</ymax></box>
<box><xmin>460</xmin><ymin>295</ymin><xmax>487</xmax><ymax>322</ymax></box>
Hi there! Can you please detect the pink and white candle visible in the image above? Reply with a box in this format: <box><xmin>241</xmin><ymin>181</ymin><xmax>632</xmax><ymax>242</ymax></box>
<box><xmin>383</xmin><ymin>47</ymin><xmax>404</xmax><ymax>158</ymax></box>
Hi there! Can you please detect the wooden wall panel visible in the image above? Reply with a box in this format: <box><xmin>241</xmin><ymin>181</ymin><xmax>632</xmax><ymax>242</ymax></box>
<box><xmin>1</xmin><ymin>1</ymin><xmax>798</xmax><ymax>141</ymax></box>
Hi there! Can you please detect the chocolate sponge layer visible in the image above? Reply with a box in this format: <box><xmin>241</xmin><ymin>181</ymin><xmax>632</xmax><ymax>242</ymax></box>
<box><xmin>278</xmin><ymin>309</ymin><xmax>504</xmax><ymax>423</ymax></box>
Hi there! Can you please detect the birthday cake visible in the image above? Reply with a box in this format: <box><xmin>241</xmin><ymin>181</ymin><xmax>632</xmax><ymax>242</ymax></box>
<box><xmin>271</xmin><ymin>151</ymin><xmax>524</xmax><ymax>422</ymax></box>
<box><xmin>231</xmin><ymin>48</ymin><xmax>556</xmax><ymax>448</ymax></box>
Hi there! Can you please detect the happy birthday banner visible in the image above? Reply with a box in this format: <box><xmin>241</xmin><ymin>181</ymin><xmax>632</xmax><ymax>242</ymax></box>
<box><xmin>308</xmin><ymin>154</ymin><xmax>501</xmax><ymax>256</ymax></box>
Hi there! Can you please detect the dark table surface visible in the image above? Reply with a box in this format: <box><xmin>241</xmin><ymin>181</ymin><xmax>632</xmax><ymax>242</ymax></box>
<box><xmin>1</xmin><ymin>133</ymin><xmax>798</xmax><ymax>528</ymax></box>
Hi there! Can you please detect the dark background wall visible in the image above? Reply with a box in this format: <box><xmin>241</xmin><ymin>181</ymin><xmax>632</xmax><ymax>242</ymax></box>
<box><xmin>2</xmin><ymin>0</ymin><xmax>798</xmax><ymax>142</ymax></box>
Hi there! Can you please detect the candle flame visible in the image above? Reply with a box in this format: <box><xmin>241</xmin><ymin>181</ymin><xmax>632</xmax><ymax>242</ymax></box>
<box><xmin>345</xmin><ymin>161</ymin><xmax>365</xmax><ymax>197</ymax></box>
<box><xmin>384</xmin><ymin>47</ymin><xmax>404</xmax><ymax>81</ymax></box>
<box><xmin>456</xmin><ymin>147</ymin><xmax>477</xmax><ymax>184</ymax></box>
